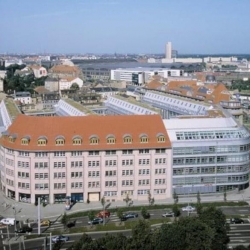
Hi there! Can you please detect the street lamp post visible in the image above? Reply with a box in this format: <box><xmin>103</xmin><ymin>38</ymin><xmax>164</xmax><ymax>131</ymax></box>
<box><xmin>12</xmin><ymin>205</ymin><xmax>17</xmax><ymax>232</ymax></box>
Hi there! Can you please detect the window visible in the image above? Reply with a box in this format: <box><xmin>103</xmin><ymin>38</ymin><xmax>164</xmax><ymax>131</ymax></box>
<box><xmin>35</xmin><ymin>173</ymin><xmax>48</xmax><ymax>179</ymax></box>
<box><xmin>8</xmin><ymin>136</ymin><xmax>16</xmax><ymax>143</ymax></box>
<box><xmin>54</xmin><ymin>152</ymin><xmax>65</xmax><ymax>157</ymax></box>
<box><xmin>18</xmin><ymin>161</ymin><xmax>29</xmax><ymax>168</ymax></box>
<box><xmin>71</xmin><ymin>182</ymin><xmax>83</xmax><ymax>188</ymax></box>
<box><xmin>18</xmin><ymin>182</ymin><xmax>30</xmax><ymax>189</ymax></box>
<box><xmin>54</xmin><ymin>162</ymin><xmax>66</xmax><ymax>168</ymax></box>
<box><xmin>105</xmin><ymin>160</ymin><xmax>117</xmax><ymax>167</ymax></box>
<box><xmin>38</xmin><ymin>139</ymin><xmax>47</xmax><ymax>146</ymax></box>
<box><xmin>121</xmin><ymin>190</ymin><xmax>133</xmax><ymax>195</ymax></box>
<box><xmin>35</xmin><ymin>183</ymin><xmax>48</xmax><ymax>189</ymax></box>
<box><xmin>54</xmin><ymin>183</ymin><xmax>66</xmax><ymax>189</ymax></box>
<box><xmin>73</xmin><ymin>138</ymin><xmax>82</xmax><ymax>145</ymax></box>
<box><xmin>137</xmin><ymin>190</ymin><xmax>149</xmax><ymax>195</ymax></box>
<box><xmin>88</xmin><ymin>171</ymin><xmax>100</xmax><ymax>177</ymax></box>
<box><xmin>18</xmin><ymin>172</ymin><xmax>29</xmax><ymax>178</ymax></box>
<box><xmin>88</xmin><ymin>161</ymin><xmax>100</xmax><ymax>167</ymax></box>
<box><xmin>21</xmin><ymin>138</ymin><xmax>29</xmax><ymax>145</ymax></box>
<box><xmin>107</xmin><ymin>137</ymin><xmax>116</xmax><ymax>144</ymax></box>
<box><xmin>71</xmin><ymin>172</ymin><xmax>83</xmax><ymax>178</ymax></box>
<box><xmin>71</xmin><ymin>161</ymin><xmax>83</xmax><ymax>167</ymax></box>
<box><xmin>105</xmin><ymin>150</ymin><xmax>116</xmax><ymax>155</ymax></box>
<box><xmin>71</xmin><ymin>151</ymin><xmax>82</xmax><ymax>156</ymax></box>
<box><xmin>138</xmin><ymin>179</ymin><xmax>150</xmax><ymax>185</ymax></box>
<box><xmin>34</xmin><ymin>162</ymin><xmax>48</xmax><ymax>168</ymax></box>
<box><xmin>104</xmin><ymin>191</ymin><xmax>117</xmax><ymax>196</ymax></box>
<box><xmin>105</xmin><ymin>170</ymin><xmax>116</xmax><ymax>176</ymax></box>
<box><xmin>122</xmin><ymin>159</ymin><xmax>133</xmax><ymax>166</ymax></box>
<box><xmin>139</xmin><ymin>169</ymin><xmax>150</xmax><ymax>175</ymax></box>
<box><xmin>105</xmin><ymin>181</ymin><xmax>117</xmax><ymax>187</ymax></box>
<box><xmin>139</xmin><ymin>149</ymin><xmax>150</xmax><ymax>154</ymax></box>
<box><xmin>90</xmin><ymin>137</ymin><xmax>99</xmax><ymax>145</ymax></box>
<box><xmin>88</xmin><ymin>181</ymin><xmax>100</xmax><ymax>188</ymax></box>
<box><xmin>123</xmin><ymin>136</ymin><xmax>132</xmax><ymax>144</ymax></box>
<box><xmin>89</xmin><ymin>151</ymin><xmax>99</xmax><ymax>156</ymax></box>
<box><xmin>157</xmin><ymin>135</ymin><xmax>165</xmax><ymax>143</ymax></box>
<box><xmin>156</xmin><ymin>149</ymin><xmax>166</xmax><ymax>154</ymax></box>
<box><xmin>155</xmin><ymin>179</ymin><xmax>166</xmax><ymax>185</ymax></box>
<box><xmin>122</xmin><ymin>150</ymin><xmax>133</xmax><ymax>154</ymax></box>
<box><xmin>139</xmin><ymin>159</ymin><xmax>150</xmax><ymax>165</ymax></box>
<box><xmin>155</xmin><ymin>158</ymin><xmax>166</xmax><ymax>164</ymax></box>
<box><xmin>55</xmin><ymin>139</ymin><xmax>65</xmax><ymax>145</ymax></box>
<box><xmin>35</xmin><ymin>152</ymin><xmax>48</xmax><ymax>157</ymax></box>
<box><xmin>122</xmin><ymin>170</ymin><xmax>133</xmax><ymax>176</ymax></box>
<box><xmin>54</xmin><ymin>172</ymin><xmax>66</xmax><ymax>178</ymax></box>
<box><xmin>122</xmin><ymin>180</ymin><xmax>133</xmax><ymax>186</ymax></box>
<box><xmin>154</xmin><ymin>189</ymin><xmax>166</xmax><ymax>194</ymax></box>
<box><xmin>155</xmin><ymin>168</ymin><xmax>166</xmax><ymax>174</ymax></box>
<box><xmin>140</xmin><ymin>136</ymin><xmax>148</xmax><ymax>143</ymax></box>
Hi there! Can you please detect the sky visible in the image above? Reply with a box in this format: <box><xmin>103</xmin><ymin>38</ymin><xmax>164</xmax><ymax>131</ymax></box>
<box><xmin>0</xmin><ymin>0</ymin><xmax>250</xmax><ymax>54</ymax></box>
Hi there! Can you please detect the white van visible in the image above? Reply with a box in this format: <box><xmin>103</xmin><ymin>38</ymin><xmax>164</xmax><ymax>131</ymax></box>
<box><xmin>0</xmin><ymin>218</ymin><xmax>15</xmax><ymax>226</ymax></box>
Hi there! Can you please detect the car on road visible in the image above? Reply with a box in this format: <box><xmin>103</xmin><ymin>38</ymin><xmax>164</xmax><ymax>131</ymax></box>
<box><xmin>88</xmin><ymin>218</ymin><xmax>103</xmax><ymax>225</ymax></box>
<box><xmin>15</xmin><ymin>227</ymin><xmax>33</xmax><ymax>234</ymax></box>
<box><xmin>0</xmin><ymin>218</ymin><xmax>16</xmax><ymax>226</ymax></box>
<box><xmin>51</xmin><ymin>235</ymin><xmax>69</xmax><ymax>243</ymax></box>
<box><xmin>67</xmin><ymin>221</ymin><xmax>76</xmax><ymax>228</ymax></box>
<box><xmin>96</xmin><ymin>210</ymin><xmax>110</xmax><ymax>218</ymax></box>
<box><xmin>162</xmin><ymin>211</ymin><xmax>175</xmax><ymax>217</ymax></box>
<box><xmin>40</xmin><ymin>220</ymin><xmax>51</xmax><ymax>226</ymax></box>
<box><xmin>123</xmin><ymin>212</ymin><xmax>138</xmax><ymax>219</ymax></box>
<box><xmin>181</xmin><ymin>206</ymin><xmax>196</xmax><ymax>212</ymax></box>
<box><xmin>230</xmin><ymin>218</ymin><xmax>244</xmax><ymax>224</ymax></box>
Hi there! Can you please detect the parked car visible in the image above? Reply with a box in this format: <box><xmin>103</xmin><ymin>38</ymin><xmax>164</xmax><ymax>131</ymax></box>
<box><xmin>162</xmin><ymin>212</ymin><xmax>175</xmax><ymax>217</ymax></box>
<box><xmin>51</xmin><ymin>235</ymin><xmax>69</xmax><ymax>243</ymax></box>
<box><xmin>96</xmin><ymin>210</ymin><xmax>110</xmax><ymax>218</ymax></box>
<box><xmin>88</xmin><ymin>218</ymin><xmax>103</xmax><ymax>225</ymax></box>
<box><xmin>15</xmin><ymin>227</ymin><xmax>32</xmax><ymax>234</ymax></box>
<box><xmin>40</xmin><ymin>220</ymin><xmax>51</xmax><ymax>226</ymax></box>
<box><xmin>123</xmin><ymin>212</ymin><xmax>139</xmax><ymax>219</ymax></box>
<box><xmin>181</xmin><ymin>206</ymin><xmax>196</xmax><ymax>212</ymax></box>
<box><xmin>0</xmin><ymin>218</ymin><xmax>16</xmax><ymax>226</ymax></box>
<box><xmin>67</xmin><ymin>221</ymin><xmax>75</xmax><ymax>228</ymax></box>
<box><xmin>230</xmin><ymin>218</ymin><xmax>244</xmax><ymax>224</ymax></box>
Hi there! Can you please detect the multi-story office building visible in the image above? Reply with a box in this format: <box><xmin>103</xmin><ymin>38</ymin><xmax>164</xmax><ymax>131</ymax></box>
<box><xmin>165</xmin><ymin>117</ymin><xmax>250</xmax><ymax>194</ymax></box>
<box><xmin>0</xmin><ymin>114</ymin><xmax>172</xmax><ymax>204</ymax></box>
<box><xmin>110</xmin><ymin>68</ymin><xmax>184</xmax><ymax>85</ymax></box>
<box><xmin>165</xmin><ymin>42</ymin><xmax>172</xmax><ymax>59</ymax></box>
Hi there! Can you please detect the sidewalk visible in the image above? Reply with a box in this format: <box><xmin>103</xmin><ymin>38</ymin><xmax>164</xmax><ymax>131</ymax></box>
<box><xmin>0</xmin><ymin>187</ymin><xmax>250</xmax><ymax>220</ymax></box>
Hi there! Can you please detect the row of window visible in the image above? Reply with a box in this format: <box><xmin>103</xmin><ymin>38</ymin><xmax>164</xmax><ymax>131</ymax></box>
<box><xmin>14</xmin><ymin>135</ymin><xmax>166</xmax><ymax>146</ymax></box>
<box><xmin>103</xmin><ymin>189</ymin><xmax>166</xmax><ymax>196</ymax></box>
<box><xmin>10</xmin><ymin>148</ymin><xmax>167</xmax><ymax>157</ymax></box>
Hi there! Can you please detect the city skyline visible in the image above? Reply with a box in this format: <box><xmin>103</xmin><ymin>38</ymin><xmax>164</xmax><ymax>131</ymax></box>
<box><xmin>1</xmin><ymin>0</ymin><xmax>250</xmax><ymax>54</ymax></box>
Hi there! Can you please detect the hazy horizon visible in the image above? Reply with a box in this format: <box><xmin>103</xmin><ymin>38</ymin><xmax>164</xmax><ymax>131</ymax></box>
<box><xmin>1</xmin><ymin>0</ymin><xmax>250</xmax><ymax>54</ymax></box>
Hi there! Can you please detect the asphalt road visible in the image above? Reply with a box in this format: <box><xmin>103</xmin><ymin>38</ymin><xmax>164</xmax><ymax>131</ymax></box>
<box><xmin>1</xmin><ymin>206</ymin><xmax>250</xmax><ymax>249</ymax></box>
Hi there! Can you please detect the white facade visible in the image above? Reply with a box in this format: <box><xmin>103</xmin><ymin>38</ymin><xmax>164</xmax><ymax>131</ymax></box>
<box><xmin>111</xmin><ymin>68</ymin><xmax>184</xmax><ymax>84</ymax></box>
<box><xmin>0</xmin><ymin>70</ymin><xmax>7</xmax><ymax>92</ymax></box>
<box><xmin>14</xmin><ymin>92</ymin><xmax>32</xmax><ymax>104</ymax></box>
<box><xmin>31</xmin><ymin>66</ymin><xmax>47</xmax><ymax>78</ymax></box>
<box><xmin>59</xmin><ymin>77</ymin><xmax>83</xmax><ymax>90</ymax></box>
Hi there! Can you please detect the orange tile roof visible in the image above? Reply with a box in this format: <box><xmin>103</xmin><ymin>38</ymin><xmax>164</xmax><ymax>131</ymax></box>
<box><xmin>1</xmin><ymin>114</ymin><xmax>171</xmax><ymax>151</ymax></box>
<box><xmin>50</xmin><ymin>65</ymin><xmax>80</xmax><ymax>73</ymax></box>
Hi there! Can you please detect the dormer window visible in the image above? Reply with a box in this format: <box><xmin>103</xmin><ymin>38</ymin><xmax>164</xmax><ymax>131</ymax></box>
<box><xmin>38</xmin><ymin>139</ymin><xmax>47</xmax><ymax>146</ymax></box>
<box><xmin>123</xmin><ymin>134</ymin><xmax>132</xmax><ymax>144</ymax></box>
<box><xmin>157</xmin><ymin>133</ymin><xmax>166</xmax><ymax>143</ymax></box>
<box><xmin>21</xmin><ymin>138</ymin><xmax>29</xmax><ymax>145</ymax></box>
<box><xmin>8</xmin><ymin>134</ymin><xmax>17</xmax><ymax>143</ymax></box>
<box><xmin>90</xmin><ymin>135</ymin><xmax>99</xmax><ymax>145</ymax></box>
<box><xmin>106</xmin><ymin>134</ymin><xmax>116</xmax><ymax>144</ymax></box>
<box><xmin>73</xmin><ymin>137</ymin><xmax>82</xmax><ymax>145</ymax></box>
<box><xmin>140</xmin><ymin>134</ymin><xmax>149</xmax><ymax>143</ymax></box>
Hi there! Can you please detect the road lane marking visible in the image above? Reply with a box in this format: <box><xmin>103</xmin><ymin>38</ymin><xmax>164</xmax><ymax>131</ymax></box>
<box><xmin>239</xmin><ymin>210</ymin><xmax>249</xmax><ymax>212</ymax></box>
<box><xmin>230</xmin><ymin>240</ymin><xmax>246</xmax><ymax>242</ymax></box>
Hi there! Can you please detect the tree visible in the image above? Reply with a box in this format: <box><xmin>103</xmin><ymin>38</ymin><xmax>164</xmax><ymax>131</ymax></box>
<box><xmin>70</xmin><ymin>82</ymin><xmax>80</xmax><ymax>91</ymax></box>
<box><xmin>101</xmin><ymin>196</ymin><xmax>105</xmax><ymax>208</ymax></box>
<box><xmin>141</xmin><ymin>207</ymin><xmax>150</xmax><ymax>219</ymax></box>
<box><xmin>123</xmin><ymin>193</ymin><xmax>132</xmax><ymax>207</ymax></box>
<box><xmin>68</xmin><ymin>233</ymin><xmax>94</xmax><ymax>250</ymax></box>
<box><xmin>199</xmin><ymin>206</ymin><xmax>230</xmax><ymax>250</ymax></box>
<box><xmin>172</xmin><ymin>203</ymin><xmax>180</xmax><ymax>219</ymax></box>
<box><xmin>88</xmin><ymin>210</ymin><xmax>95</xmax><ymax>225</ymax></box>
<box><xmin>148</xmin><ymin>191</ymin><xmax>155</xmax><ymax>206</ymax></box>
<box><xmin>60</xmin><ymin>212</ymin><xmax>68</xmax><ymax>229</ymax></box>
<box><xmin>173</xmin><ymin>190</ymin><xmax>179</xmax><ymax>204</ymax></box>
<box><xmin>224</xmin><ymin>189</ymin><xmax>227</xmax><ymax>202</ymax></box>
<box><xmin>116</xmin><ymin>208</ymin><xmax>124</xmax><ymax>223</ymax></box>
<box><xmin>197</xmin><ymin>191</ymin><xmax>201</xmax><ymax>204</ymax></box>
